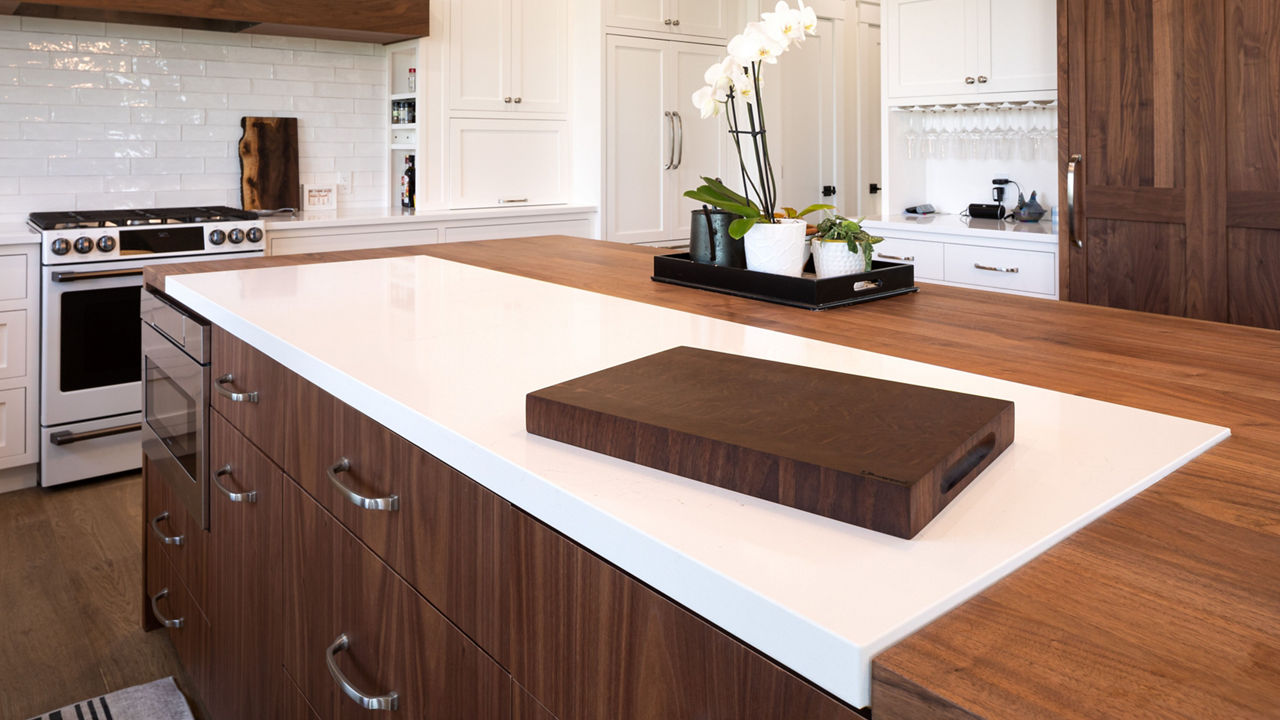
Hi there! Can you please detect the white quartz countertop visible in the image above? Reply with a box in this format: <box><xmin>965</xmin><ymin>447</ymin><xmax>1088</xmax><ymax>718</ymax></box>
<box><xmin>0</xmin><ymin>222</ymin><xmax>38</xmax><ymax>246</ymax></box>
<box><xmin>862</xmin><ymin>213</ymin><xmax>1057</xmax><ymax>244</ymax></box>
<box><xmin>263</xmin><ymin>204</ymin><xmax>598</xmax><ymax>231</ymax></box>
<box><xmin>167</xmin><ymin>256</ymin><xmax>1226</xmax><ymax>709</ymax></box>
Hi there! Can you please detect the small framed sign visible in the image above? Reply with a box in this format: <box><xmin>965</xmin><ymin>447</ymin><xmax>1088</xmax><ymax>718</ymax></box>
<box><xmin>302</xmin><ymin>183</ymin><xmax>338</xmax><ymax>211</ymax></box>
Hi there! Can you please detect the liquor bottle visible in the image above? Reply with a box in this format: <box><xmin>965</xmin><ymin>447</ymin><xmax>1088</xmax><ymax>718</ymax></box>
<box><xmin>408</xmin><ymin>67</ymin><xmax>416</xmax><ymax>92</ymax></box>
<box><xmin>392</xmin><ymin>101</ymin><xmax>401</xmax><ymax>125</ymax></box>
<box><xmin>401</xmin><ymin>155</ymin><xmax>415</xmax><ymax>209</ymax></box>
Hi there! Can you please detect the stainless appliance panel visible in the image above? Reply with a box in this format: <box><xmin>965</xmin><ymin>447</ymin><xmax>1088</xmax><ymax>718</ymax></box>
<box><xmin>142</xmin><ymin>315</ymin><xmax>209</xmax><ymax>529</ymax></box>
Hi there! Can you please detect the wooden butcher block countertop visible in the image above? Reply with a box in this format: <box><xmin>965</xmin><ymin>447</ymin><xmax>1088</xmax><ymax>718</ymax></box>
<box><xmin>147</xmin><ymin>235</ymin><xmax>1280</xmax><ymax>720</ymax></box>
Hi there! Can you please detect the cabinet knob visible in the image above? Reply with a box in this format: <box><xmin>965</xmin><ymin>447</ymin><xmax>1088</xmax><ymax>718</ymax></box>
<box><xmin>514</xmin><ymin>96</ymin><xmax>522</xmax><ymax>104</ymax></box>
<box><xmin>664</xmin><ymin>18</ymin><xmax>672</xmax><ymax>25</ymax></box>
<box><xmin>672</xmin><ymin>19</ymin><xmax>680</xmax><ymax>26</ymax></box>
<box><xmin>977</xmin><ymin>75</ymin><xmax>988</xmax><ymax>84</ymax></box>
<box><xmin>504</xmin><ymin>96</ymin><xmax>512</xmax><ymax>103</ymax></box>
<box><xmin>965</xmin><ymin>76</ymin><xmax>976</xmax><ymax>85</ymax></box>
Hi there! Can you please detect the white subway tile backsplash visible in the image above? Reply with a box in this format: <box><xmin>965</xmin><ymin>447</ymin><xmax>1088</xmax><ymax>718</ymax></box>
<box><xmin>0</xmin><ymin>17</ymin><xmax>387</xmax><ymax>219</ymax></box>
<box><xmin>76</xmin><ymin>140</ymin><xmax>155</xmax><ymax>158</ymax></box>
<box><xmin>52</xmin><ymin>105</ymin><xmax>130</xmax><ymax>123</ymax></box>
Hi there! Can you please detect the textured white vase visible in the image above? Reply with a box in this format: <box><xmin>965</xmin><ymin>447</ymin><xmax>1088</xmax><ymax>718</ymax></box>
<box><xmin>743</xmin><ymin>219</ymin><xmax>808</xmax><ymax>277</ymax></box>
<box><xmin>811</xmin><ymin>239</ymin><xmax>868</xmax><ymax>278</ymax></box>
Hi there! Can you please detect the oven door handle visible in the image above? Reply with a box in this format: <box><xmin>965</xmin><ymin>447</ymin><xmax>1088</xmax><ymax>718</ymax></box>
<box><xmin>50</xmin><ymin>422</ymin><xmax>141</xmax><ymax>446</ymax></box>
<box><xmin>51</xmin><ymin>268</ymin><xmax>145</xmax><ymax>283</ymax></box>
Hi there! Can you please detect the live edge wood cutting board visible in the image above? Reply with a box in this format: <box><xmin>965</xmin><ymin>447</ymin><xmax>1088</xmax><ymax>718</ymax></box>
<box><xmin>238</xmin><ymin>116</ymin><xmax>299</xmax><ymax>211</ymax></box>
<box><xmin>527</xmin><ymin>346</ymin><xmax>1015</xmax><ymax>538</ymax></box>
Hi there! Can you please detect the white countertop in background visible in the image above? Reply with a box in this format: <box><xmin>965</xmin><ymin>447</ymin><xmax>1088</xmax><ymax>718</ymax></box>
<box><xmin>262</xmin><ymin>204</ymin><xmax>598</xmax><ymax>231</ymax></box>
<box><xmin>167</xmin><ymin>255</ymin><xmax>1225</xmax><ymax>708</ymax></box>
<box><xmin>0</xmin><ymin>222</ymin><xmax>38</xmax><ymax>247</ymax></box>
<box><xmin>862</xmin><ymin>213</ymin><xmax>1057</xmax><ymax>244</ymax></box>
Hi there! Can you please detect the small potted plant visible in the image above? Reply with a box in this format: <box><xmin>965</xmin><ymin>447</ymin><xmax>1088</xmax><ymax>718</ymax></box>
<box><xmin>810</xmin><ymin>215</ymin><xmax>883</xmax><ymax>278</ymax></box>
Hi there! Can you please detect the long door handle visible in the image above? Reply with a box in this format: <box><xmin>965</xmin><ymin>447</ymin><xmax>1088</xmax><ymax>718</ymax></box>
<box><xmin>51</xmin><ymin>268</ymin><xmax>144</xmax><ymax>283</ymax></box>
<box><xmin>327</xmin><ymin>633</ymin><xmax>399</xmax><ymax>711</ymax></box>
<box><xmin>149</xmin><ymin>588</ymin><xmax>184</xmax><ymax>629</ymax></box>
<box><xmin>50</xmin><ymin>422</ymin><xmax>140</xmax><ymax>446</ymax></box>
<box><xmin>327</xmin><ymin>458</ymin><xmax>400</xmax><ymax>511</ymax></box>
<box><xmin>215</xmin><ymin>373</ymin><xmax>259</xmax><ymax>403</ymax></box>
<box><xmin>673</xmin><ymin>111</ymin><xmax>684</xmax><ymax>169</ymax></box>
<box><xmin>663</xmin><ymin>111</ymin><xmax>675</xmax><ymax>170</ymax></box>
<box><xmin>1067</xmin><ymin>154</ymin><xmax>1083</xmax><ymax>248</ymax></box>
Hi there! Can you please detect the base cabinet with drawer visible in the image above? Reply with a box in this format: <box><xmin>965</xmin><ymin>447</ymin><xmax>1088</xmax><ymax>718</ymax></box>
<box><xmin>865</xmin><ymin>222</ymin><xmax>1059</xmax><ymax>299</ymax></box>
<box><xmin>143</xmin><ymin>320</ymin><xmax>865</xmax><ymax>720</ymax></box>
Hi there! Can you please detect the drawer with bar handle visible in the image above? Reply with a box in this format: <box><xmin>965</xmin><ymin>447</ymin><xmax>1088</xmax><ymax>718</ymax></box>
<box><xmin>872</xmin><ymin>236</ymin><xmax>944</xmax><ymax>280</ymax></box>
<box><xmin>283</xmin><ymin>481</ymin><xmax>511</xmax><ymax>719</ymax></box>
<box><xmin>144</xmin><ymin>455</ymin><xmax>209</xmax><ymax>616</ymax></box>
<box><xmin>211</xmin><ymin>325</ymin><xmax>296</xmax><ymax>466</ymax></box>
<box><xmin>145</xmin><ymin>527</ymin><xmax>212</xmax><ymax>702</ymax></box>
<box><xmin>943</xmin><ymin>243</ymin><xmax>1056</xmax><ymax>295</ymax></box>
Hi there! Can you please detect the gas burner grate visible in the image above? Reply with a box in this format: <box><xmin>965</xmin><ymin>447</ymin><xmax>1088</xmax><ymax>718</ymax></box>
<box><xmin>28</xmin><ymin>206</ymin><xmax>259</xmax><ymax>231</ymax></box>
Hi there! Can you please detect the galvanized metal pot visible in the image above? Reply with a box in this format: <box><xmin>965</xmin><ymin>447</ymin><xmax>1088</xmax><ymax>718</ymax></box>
<box><xmin>688</xmin><ymin>209</ymin><xmax>746</xmax><ymax>268</ymax></box>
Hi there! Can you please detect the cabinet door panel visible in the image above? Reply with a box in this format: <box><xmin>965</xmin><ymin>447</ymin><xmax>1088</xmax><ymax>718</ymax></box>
<box><xmin>212</xmin><ymin>325</ymin><xmax>296</xmax><ymax>469</ymax></box>
<box><xmin>607</xmin><ymin>36</ymin><xmax>673</xmax><ymax>243</ymax></box>
<box><xmin>0</xmin><ymin>388</ymin><xmax>24</xmax><ymax>460</ymax></box>
<box><xmin>606</xmin><ymin>0</ymin><xmax>669</xmax><ymax>34</ymax></box>
<box><xmin>450</xmin><ymin>0</ymin><xmax>512</xmax><ymax>112</ymax></box>
<box><xmin>449</xmin><ymin>119</ymin><xmax>569</xmax><ymax>209</ymax></box>
<box><xmin>145</xmin><ymin>531</ymin><xmax>212</xmax><ymax>705</ymax></box>
<box><xmin>284</xmin><ymin>482</ymin><xmax>511</xmax><ymax>720</ymax></box>
<box><xmin>0</xmin><ymin>310</ymin><xmax>26</xmax><ymax>380</ymax></box>
<box><xmin>206</xmin><ymin>411</ymin><xmax>283</xmax><ymax>720</ymax></box>
<box><xmin>671</xmin><ymin>42</ymin><xmax>732</xmax><ymax>240</ymax></box>
<box><xmin>672</xmin><ymin>0</ymin><xmax>733</xmax><ymax>39</ymax></box>
<box><xmin>982</xmin><ymin>0</ymin><xmax>1056</xmax><ymax>93</ymax></box>
<box><xmin>510</xmin><ymin>510</ymin><xmax>859</xmax><ymax>720</ymax></box>
<box><xmin>512</xmin><ymin>0</ymin><xmax>569</xmax><ymax>113</ymax></box>
<box><xmin>293</xmin><ymin>391</ymin><xmax>511</xmax><ymax>666</ymax></box>
<box><xmin>144</xmin><ymin>457</ymin><xmax>209</xmax><ymax>618</ymax></box>
<box><xmin>1084</xmin><ymin>219</ymin><xmax>1186</xmax><ymax>315</ymax></box>
<box><xmin>886</xmin><ymin>0</ymin><xmax>975</xmax><ymax>99</ymax></box>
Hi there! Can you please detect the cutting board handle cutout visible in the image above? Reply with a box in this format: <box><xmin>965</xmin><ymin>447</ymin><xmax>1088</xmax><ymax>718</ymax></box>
<box><xmin>941</xmin><ymin>433</ymin><xmax>996</xmax><ymax>494</ymax></box>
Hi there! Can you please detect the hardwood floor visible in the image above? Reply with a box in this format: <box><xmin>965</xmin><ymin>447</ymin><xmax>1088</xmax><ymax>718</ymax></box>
<box><xmin>0</xmin><ymin>473</ymin><xmax>196</xmax><ymax>720</ymax></box>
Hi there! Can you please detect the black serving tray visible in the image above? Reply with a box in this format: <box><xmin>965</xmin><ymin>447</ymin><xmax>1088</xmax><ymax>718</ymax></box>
<box><xmin>652</xmin><ymin>252</ymin><xmax>918</xmax><ymax>310</ymax></box>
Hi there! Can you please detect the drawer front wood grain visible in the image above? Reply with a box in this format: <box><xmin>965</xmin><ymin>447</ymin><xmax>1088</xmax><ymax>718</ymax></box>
<box><xmin>944</xmin><ymin>244</ymin><xmax>1056</xmax><ymax>295</ymax></box>
<box><xmin>293</xmin><ymin>391</ymin><xmax>512</xmax><ymax>666</ymax></box>
<box><xmin>283</xmin><ymin>481</ymin><xmax>511</xmax><ymax>720</ymax></box>
<box><xmin>144</xmin><ymin>455</ymin><xmax>209</xmax><ymax>618</ymax></box>
<box><xmin>212</xmin><ymin>325</ymin><xmax>296</xmax><ymax>466</ymax></box>
<box><xmin>145</xmin><ymin>531</ymin><xmax>212</xmax><ymax>705</ymax></box>
<box><xmin>874</xmin><ymin>236</ymin><xmax>945</xmax><ymax>280</ymax></box>
<box><xmin>510</xmin><ymin>510</ymin><xmax>864</xmax><ymax>720</ymax></box>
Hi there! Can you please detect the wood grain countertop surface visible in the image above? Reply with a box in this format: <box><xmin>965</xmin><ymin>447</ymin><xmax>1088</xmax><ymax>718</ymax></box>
<box><xmin>146</xmin><ymin>236</ymin><xmax>1280</xmax><ymax>720</ymax></box>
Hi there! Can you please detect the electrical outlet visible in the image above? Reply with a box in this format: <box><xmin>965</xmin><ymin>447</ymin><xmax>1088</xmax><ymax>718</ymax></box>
<box><xmin>336</xmin><ymin>171</ymin><xmax>351</xmax><ymax>193</ymax></box>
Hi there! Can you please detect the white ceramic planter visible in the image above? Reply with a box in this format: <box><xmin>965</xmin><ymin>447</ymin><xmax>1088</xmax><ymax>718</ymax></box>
<box><xmin>743</xmin><ymin>219</ymin><xmax>809</xmax><ymax>277</ymax></box>
<box><xmin>811</xmin><ymin>239</ymin><xmax>867</xmax><ymax>278</ymax></box>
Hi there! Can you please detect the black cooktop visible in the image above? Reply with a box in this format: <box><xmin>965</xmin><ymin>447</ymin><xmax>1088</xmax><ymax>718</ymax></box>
<box><xmin>28</xmin><ymin>206</ymin><xmax>259</xmax><ymax>231</ymax></box>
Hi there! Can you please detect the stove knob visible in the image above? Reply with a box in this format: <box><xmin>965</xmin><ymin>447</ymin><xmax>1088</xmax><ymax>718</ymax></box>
<box><xmin>228</xmin><ymin>228</ymin><xmax>245</xmax><ymax>244</ymax></box>
<box><xmin>74</xmin><ymin>236</ymin><xmax>94</xmax><ymax>254</ymax></box>
<box><xmin>247</xmin><ymin>227</ymin><xmax>263</xmax><ymax>244</ymax></box>
<box><xmin>96</xmin><ymin>235</ymin><xmax>116</xmax><ymax>253</ymax></box>
<box><xmin>209</xmin><ymin>229</ymin><xmax>226</xmax><ymax>245</ymax></box>
<box><xmin>51</xmin><ymin>238</ymin><xmax>71</xmax><ymax>256</ymax></box>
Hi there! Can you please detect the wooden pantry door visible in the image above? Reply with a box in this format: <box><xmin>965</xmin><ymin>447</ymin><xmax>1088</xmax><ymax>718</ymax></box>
<box><xmin>1060</xmin><ymin>0</ymin><xmax>1225</xmax><ymax>320</ymax></box>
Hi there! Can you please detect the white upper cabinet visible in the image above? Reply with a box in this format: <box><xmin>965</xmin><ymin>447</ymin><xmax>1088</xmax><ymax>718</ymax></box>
<box><xmin>450</xmin><ymin>0</ymin><xmax>569</xmax><ymax>115</ymax></box>
<box><xmin>885</xmin><ymin>0</ymin><xmax>1055</xmax><ymax>102</ymax></box>
<box><xmin>607</xmin><ymin>0</ymin><xmax>737</xmax><ymax>40</ymax></box>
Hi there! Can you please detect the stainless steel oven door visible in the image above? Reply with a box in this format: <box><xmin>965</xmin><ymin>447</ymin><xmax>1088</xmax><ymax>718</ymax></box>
<box><xmin>142</xmin><ymin>319</ymin><xmax>208</xmax><ymax>528</ymax></box>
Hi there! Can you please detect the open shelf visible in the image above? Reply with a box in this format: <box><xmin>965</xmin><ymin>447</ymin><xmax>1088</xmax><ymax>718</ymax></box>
<box><xmin>390</xmin><ymin>92</ymin><xmax>417</xmax><ymax>101</ymax></box>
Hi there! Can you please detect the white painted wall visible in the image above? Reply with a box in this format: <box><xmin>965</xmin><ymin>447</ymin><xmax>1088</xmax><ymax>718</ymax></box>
<box><xmin>0</xmin><ymin>15</ymin><xmax>388</xmax><ymax>222</ymax></box>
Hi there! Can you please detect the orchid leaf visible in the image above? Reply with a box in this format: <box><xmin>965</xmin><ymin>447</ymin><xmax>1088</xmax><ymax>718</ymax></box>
<box><xmin>728</xmin><ymin>216</ymin><xmax>762</xmax><ymax>239</ymax></box>
<box><xmin>699</xmin><ymin>176</ymin><xmax>756</xmax><ymax>210</ymax></box>
<box><xmin>682</xmin><ymin>190</ymin><xmax>758</xmax><ymax>219</ymax></box>
<box><xmin>794</xmin><ymin>203</ymin><xmax>837</xmax><ymax>219</ymax></box>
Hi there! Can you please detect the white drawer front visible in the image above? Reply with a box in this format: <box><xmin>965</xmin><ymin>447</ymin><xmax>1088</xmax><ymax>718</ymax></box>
<box><xmin>945</xmin><ymin>244</ymin><xmax>1056</xmax><ymax>295</ymax></box>
<box><xmin>0</xmin><ymin>254</ymin><xmax>28</xmax><ymax>302</ymax></box>
<box><xmin>443</xmin><ymin>218</ymin><xmax>592</xmax><ymax>243</ymax></box>
<box><xmin>0</xmin><ymin>387</ymin><xmax>25</xmax><ymax>460</ymax></box>
<box><xmin>449</xmin><ymin>119</ymin><xmax>570</xmax><ymax>209</ymax></box>
<box><xmin>873</xmin><ymin>236</ymin><xmax>944</xmax><ymax>280</ymax></box>
<box><xmin>269</xmin><ymin>228</ymin><xmax>439</xmax><ymax>256</ymax></box>
<box><xmin>0</xmin><ymin>309</ymin><xmax>26</xmax><ymax>380</ymax></box>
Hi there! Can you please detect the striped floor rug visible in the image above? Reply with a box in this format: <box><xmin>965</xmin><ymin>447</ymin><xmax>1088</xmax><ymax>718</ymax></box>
<box><xmin>26</xmin><ymin>677</ymin><xmax>194</xmax><ymax>720</ymax></box>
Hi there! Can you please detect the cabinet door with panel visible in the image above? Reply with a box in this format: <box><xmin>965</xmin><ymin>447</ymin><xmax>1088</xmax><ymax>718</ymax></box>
<box><xmin>606</xmin><ymin>0</ymin><xmax>669</xmax><ymax>34</ymax></box>
<box><xmin>670</xmin><ymin>41</ymin><xmax>733</xmax><ymax>240</ymax></box>
<box><xmin>450</xmin><ymin>0</ymin><xmax>513</xmax><ymax>112</ymax></box>
<box><xmin>205</xmin><ymin>411</ymin><xmax>284</xmax><ymax>720</ymax></box>
<box><xmin>980</xmin><ymin>0</ymin><xmax>1056</xmax><ymax>93</ymax></box>
<box><xmin>283</xmin><ymin>481</ymin><xmax>511</xmax><ymax>720</ymax></box>
<box><xmin>449</xmin><ymin>119</ymin><xmax>569</xmax><ymax>209</ymax></box>
<box><xmin>670</xmin><ymin>0</ymin><xmax>735</xmax><ymax>40</ymax></box>
<box><xmin>886</xmin><ymin>0</ymin><xmax>976</xmax><ymax>99</ymax></box>
<box><xmin>509</xmin><ymin>510</ymin><xmax>861</xmax><ymax>720</ymax></box>
<box><xmin>607</xmin><ymin>35</ymin><xmax>674</xmax><ymax>244</ymax></box>
<box><xmin>511</xmin><ymin>0</ymin><xmax>569</xmax><ymax>113</ymax></box>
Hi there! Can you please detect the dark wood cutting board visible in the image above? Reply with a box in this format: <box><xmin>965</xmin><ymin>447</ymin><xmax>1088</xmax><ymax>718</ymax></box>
<box><xmin>527</xmin><ymin>347</ymin><xmax>1015</xmax><ymax>539</ymax></box>
<box><xmin>238</xmin><ymin>116</ymin><xmax>299</xmax><ymax>211</ymax></box>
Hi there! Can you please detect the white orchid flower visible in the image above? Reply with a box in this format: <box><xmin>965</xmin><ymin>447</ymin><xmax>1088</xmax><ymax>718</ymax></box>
<box><xmin>797</xmin><ymin>0</ymin><xmax>818</xmax><ymax>35</ymax></box>
<box><xmin>744</xmin><ymin>21</ymin><xmax>788</xmax><ymax>62</ymax></box>
<box><xmin>762</xmin><ymin>1</ymin><xmax>806</xmax><ymax>43</ymax></box>
<box><xmin>728</xmin><ymin>69</ymin><xmax>754</xmax><ymax>101</ymax></box>
<box><xmin>726</xmin><ymin>32</ymin><xmax>762</xmax><ymax>67</ymax></box>
<box><xmin>703</xmin><ymin>57</ymin><xmax>736</xmax><ymax>98</ymax></box>
<box><xmin>692</xmin><ymin>85</ymin><xmax>722</xmax><ymax>119</ymax></box>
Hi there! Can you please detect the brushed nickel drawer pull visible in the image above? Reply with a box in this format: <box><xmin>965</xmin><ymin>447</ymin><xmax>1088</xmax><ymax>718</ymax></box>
<box><xmin>149</xmin><ymin>512</ymin><xmax>184</xmax><ymax>546</ymax></box>
<box><xmin>215</xmin><ymin>373</ymin><xmax>259</xmax><ymax>404</ymax></box>
<box><xmin>498</xmin><ymin>197</ymin><xmax>528</xmax><ymax>204</ymax></box>
<box><xmin>877</xmin><ymin>252</ymin><xmax>915</xmax><ymax>262</ymax></box>
<box><xmin>327</xmin><ymin>458</ymin><xmax>400</xmax><ymax>512</ymax></box>
<box><xmin>327</xmin><ymin>633</ymin><xmax>399</xmax><ymax>711</ymax></box>
<box><xmin>150</xmin><ymin>588</ymin><xmax>184</xmax><ymax>629</ymax></box>
<box><xmin>213</xmin><ymin>464</ymin><xmax>258</xmax><ymax>504</ymax></box>
<box><xmin>974</xmin><ymin>262</ymin><xmax>1019</xmax><ymax>273</ymax></box>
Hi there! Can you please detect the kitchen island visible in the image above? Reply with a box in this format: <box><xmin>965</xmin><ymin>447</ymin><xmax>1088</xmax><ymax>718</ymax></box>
<box><xmin>146</xmin><ymin>237</ymin><xmax>1280</xmax><ymax>720</ymax></box>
